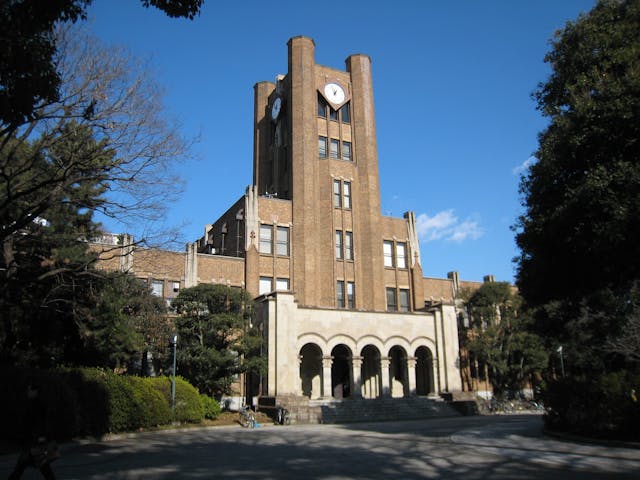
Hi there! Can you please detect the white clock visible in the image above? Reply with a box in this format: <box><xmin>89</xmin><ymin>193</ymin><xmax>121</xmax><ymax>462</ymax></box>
<box><xmin>271</xmin><ymin>96</ymin><xmax>282</xmax><ymax>120</ymax></box>
<box><xmin>324</xmin><ymin>82</ymin><xmax>345</xmax><ymax>105</ymax></box>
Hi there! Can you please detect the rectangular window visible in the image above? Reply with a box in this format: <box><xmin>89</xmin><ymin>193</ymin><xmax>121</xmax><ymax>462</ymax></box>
<box><xmin>276</xmin><ymin>226</ymin><xmax>289</xmax><ymax>256</ymax></box>
<box><xmin>386</xmin><ymin>287</ymin><xmax>397</xmax><ymax>312</ymax></box>
<box><xmin>347</xmin><ymin>281</ymin><xmax>355</xmax><ymax>309</ymax></box>
<box><xmin>340</xmin><ymin>103</ymin><xmax>350</xmax><ymax>123</ymax></box>
<box><xmin>318</xmin><ymin>136</ymin><xmax>327</xmax><ymax>158</ymax></box>
<box><xmin>343</xmin><ymin>181</ymin><xmax>352</xmax><ymax>209</ymax></box>
<box><xmin>259</xmin><ymin>276</ymin><xmax>272</xmax><ymax>295</ymax></box>
<box><xmin>335</xmin><ymin>230</ymin><xmax>343</xmax><ymax>259</ymax></box>
<box><xmin>317</xmin><ymin>94</ymin><xmax>327</xmax><ymax>117</ymax></box>
<box><xmin>151</xmin><ymin>280</ymin><xmax>164</xmax><ymax>297</ymax></box>
<box><xmin>345</xmin><ymin>231</ymin><xmax>353</xmax><ymax>261</ymax></box>
<box><xmin>333</xmin><ymin>179</ymin><xmax>342</xmax><ymax>208</ymax></box>
<box><xmin>329</xmin><ymin>107</ymin><xmax>339</xmax><ymax>121</ymax></box>
<box><xmin>396</xmin><ymin>242</ymin><xmax>407</xmax><ymax>269</ymax></box>
<box><xmin>276</xmin><ymin>278</ymin><xmax>290</xmax><ymax>291</ymax></box>
<box><xmin>171</xmin><ymin>281</ymin><xmax>180</xmax><ymax>293</ymax></box>
<box><xmin>399</xmin><ymin>289</ymin><xmax>410</xmax><ymax>312</ymax></box>
<box><xmin>342</xmin><ymin>141</ymin><xmax>351</xmax><ymax>161</ymax></box>
<box><xmin>330</xmin><ymin>138</ymin><xmax>340</xmax><ymax>159</ymax></box>
<box><xmin>383</xmin><ymin>240</ymin><xmax>394</xmax><ymax>267</ymax></box>
<box><xmin>337</xmin><ymin>280</ymin><xmax>345</xmax><ymax>308</ymax></box>
<box><xmin>259</xmin><ymin>224</ymin><xmax>272</xmax><ymax>254</ymax></box>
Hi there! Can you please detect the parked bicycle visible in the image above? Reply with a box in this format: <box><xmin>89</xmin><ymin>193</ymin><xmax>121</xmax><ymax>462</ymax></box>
<box><xmin>239</xmin><ymin>406</ymin><xmax>256</xmax><ymax>428</ymax></box>
<box><xmin>275</xmin><ymin>405</ymin><xmax>290</xmax><ymax>425</ymax></box>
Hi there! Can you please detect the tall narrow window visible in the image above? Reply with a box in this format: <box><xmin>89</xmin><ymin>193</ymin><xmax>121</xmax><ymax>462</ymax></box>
<box><xmin>345</xmin><ymin>231</ymin><xmax>353</xmax><ymax>261</ymax></box>
<box><xmin>335</xmin><ymin>231</ymin><xmax>343</xmax><ymax>259</ymax></box>
<box><xmin>399</xmin><ymin>289</ymin><xmax>410</xmax><ymax>312</ymax></box>
<box><xmin>340</xmin><ymin>103</ymin><xmax>350</xmax><ymax>123</ymax></box>
<box><xmin>330</xmin><ymin>138</ymin><xmax>340</xmax><ymax>158</ymax></box>
<box><xmin>151</xmin><ymin>280</ymin><xmax>164</xmax><ymax>297</ymax></box>
<box><xmin>347</xmin><ymin>282</ymin><xmax>355</xmax><ymax>309</ymax></box>
<box><xmin>333</xmin><ymin>179</ymin><xmax>342</xmax><ymax>208</ymax></box>
<box><xmin>396</xmin><ymin>242</ymin><xmax>407</xmax><ymax>269</ymax></box>
<box><xmin>337</xmin><ymin>280</ymin><xmax>345</xmax><ymax>308</ymax></box>
<box><xmin>343</xmin><ymin>181</ymin><xmax>352</xmax><ymax>209</ymax></box>
<box><xmin>329</xmin><ymin>107</ymin><xmax>338</xmax><ymax>121</ymax></box>
<box><xmin>259</xmin><ymin>224</ymin><xmax>272</xmax><ymax>254</ymax></box>
<box><xmin>317</xmin><ymin>94</ymin><xmax>327</xmax><ymax>117</ymax></box>
<box><xmin>259</xmin><ymin>277</ymin><xmax>272</xmax><ymax>295</ymax></box>
<box><xmin>342</xmin><ymin>141</ymin><xmax>351</xmax><ymax>161</ymax></box>
<box><xmin>276</xmin><ymin>226</ymin><xmax>289</xmax><ymax>256</ymax></box>
<box><xmin>318</xmin><ymin>136</ymin><xmax>327</xmax><ymax>158</ymax></box>
<box><xmin>383</xmin><ymin>240</ymin><xmax>394</xmax><ymax>267</ymax></box>
<box><xmin>386</xmin><ymin>287</ymin><xmax>397</xmax><ymax>312</ymax></box>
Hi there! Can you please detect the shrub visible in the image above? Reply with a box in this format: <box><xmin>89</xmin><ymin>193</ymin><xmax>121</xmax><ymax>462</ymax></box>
<box><xmin>200</xmin><ymin>394</ymin><xmax>221</xmax><ymax>420</ymax></box>
<box><xmin>150</xmin><ymin>376</ymin><xmax>204</xmax><ymax>423</ymax></box>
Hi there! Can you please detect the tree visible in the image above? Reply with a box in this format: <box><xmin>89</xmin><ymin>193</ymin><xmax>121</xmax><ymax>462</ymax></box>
<box><xmin>172</xmin><ymin>284</ymin><xmax>265</xmax><ymax>397</ymax></box>
<box><xmin>514</xmin><ymin>0</ymin><xmax>640</xmax><ymax>375</ymax></box>
<box><xmin>0</xmin><ymin>0</ymin><xmax>203</xmax><ymax>130</ymax></box>
<box><xmin>459</xmin><ymin>282</ymin><xmax>547</xmax><ymax>398</ymax></box>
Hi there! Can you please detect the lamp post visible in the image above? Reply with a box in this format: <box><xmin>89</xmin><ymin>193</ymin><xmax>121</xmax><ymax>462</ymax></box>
<box><xmin>557</xmin><ymin>345</ymin><xmax>565</xmax><ymax>378</ymax></box>
<box><xmin>171</xmin><ymin>334</ymin><xmax>178</xmax><ymax>413</ymax></box>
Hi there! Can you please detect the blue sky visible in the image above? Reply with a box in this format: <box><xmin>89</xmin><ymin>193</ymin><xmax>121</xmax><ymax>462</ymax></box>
<box><xmin>86</xmin><ymin>0</ymin><xmax>596</xmax><ymax>283</ymax></box>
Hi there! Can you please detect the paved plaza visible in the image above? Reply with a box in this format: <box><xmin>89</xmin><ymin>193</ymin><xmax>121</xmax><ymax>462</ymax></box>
<box><xmin>2</xmin><ymin>414</ymin><xmax>639</xmax><ymax>479</ymax></box>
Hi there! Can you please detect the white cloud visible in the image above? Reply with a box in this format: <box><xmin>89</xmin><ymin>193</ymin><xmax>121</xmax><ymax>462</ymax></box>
<box><xmin>512</xmin><ymin>156</ymin><xmax>537</xmax><ymax>175</ymax></box>
<box><xmin>416</xmin><ymin>210</ymin><xmax>484</xmax><ymax>243</ymax></box>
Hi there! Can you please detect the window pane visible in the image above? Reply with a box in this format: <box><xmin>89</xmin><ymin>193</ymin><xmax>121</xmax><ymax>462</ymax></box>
<box><xmin>343</xmin><ymin>181</ymin><xmax>351</xmax><ymax>209</ymax></box>
<box><xmin>259</xmin><ymin>225</ymin><xmax>272</xmax><ymax>254</ymax></box>
<box><xmin>383</xmin><ymin>241</ymin><xmax>394</xmax><ymax>267</ymax></box>
<box><xmin>333</xmin><ymin>179</ymin><xmax>341</xmax><ymax>208</ymax></box>
<box><xmin>386</xmin><ymin>287</ymin><xmax>397</xmax><ymax>311</ymax></box>
<box><xmin>396</xmin><ymin>242</ymin><xmax>407</xmax><ymax>269</ymax></box>
<box><xmin>151</xmin><ymin>280</ymin><xmax>163</xmax><ymax>297</ymax></box>
<box><xmin>337</xmin><ymin>280</ymin><xmax>345</xmax><ymax>308</ymax></box>
<box><xmin>342</xmin><ymin>141</ymin><xmax>351</xmax><ymax>161</ymax></box>
<box><xmin>276</xmin><ymin>226</ymin><xmax>289</xmax><ymax>256</ymax></box>
<box><xmin>317</xmin><ymin>94</ymin><xmax>327</xmax><ymax>117</ymax></box>
<box><xmin>276</xmin><ymin>278</ymin><xmax>290</xmax><ymax>291</ymax></box>
<box><xmin>345</xmin><ymin>231</ymin><xmax>353</xmax><ymax>260</ymax></box>
<box><xmin>347</xmin><ymin>282</ymin><xmax>355</xmax><ymax>309</ymax></box>
<box><xmin>335</xmin><ymin>231</ymin><xmax>343</xmax><ymax>259</ymax></box>
<box><xmin>341</xmin><ymin>103</ymin><xmax>350</xmax><ymax>123</ymax></box>
<box><xmin>329</xmin><ymin>107</ymin><xmax>338</xmax><ymax>121</ymax></box>
<box><xmin>330</xmin><ymin>139</ymin><xmax>339</xmax><ymax>158</ymax></box>
<box><xmin>259</xmin><ymin>277</ymin><xmax>272</xmax><ymax>295</ymax></box>
<box><xmin>318</xmin><ymin>136</ymin><xmax>327</xmax><ymax>158</ymax></box>
<box><xmin>399</xmin><ymin>289</ymin><xmax>410</xmax><ymax>312</ymax></box>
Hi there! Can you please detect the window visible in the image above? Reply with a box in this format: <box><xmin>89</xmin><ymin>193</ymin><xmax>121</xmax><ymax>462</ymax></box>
<box><xmin>333</xmin><ymin>180</ymin><xmax>342</xmax><ymax>208</ymax></box>
<box><xmin>329</xmin><ymin>107</ymin><xmax>338</xmax><ymax>121</ymax></box>
<box><xmin>345</xmin><ymin>231</ymin><xmax>353</xmax><ymax>261</ymax></box>
<box><xmin>399</xmin><ymin>289</ymin><xmax>410</xmax><ymax>312</ymax></box>
<box><xmin>340</xmin><ymin>103</ymin><xmax>350</xmax><ymax>123</ymax></box>
<box><xmin>396</xmin><ymin>242</ymin><xmax>407</xmax><ymax>269</ymax></box>
<box><xmin>318</xmin><ymin>136</ymin><xmax>327</xmax><ymax>158</ymax></box>
<box><xmin>276</xmin><ymin>226</ymin><xmax>289</xmax><ymax>256</ymax></box>
<box><xmin>259</xmin><ymin>224</ymin><xmax>272</xmax><ymax>254</ymax></box>
<box><xmin>151</xmin><ymin>280</ymin><xmax>164</xmax><ymax>297</ymax></box>
<box><xmin>335</xmin><ymin>231</ymin><xmax>343</xmax><ymax>259</ymax></box>
<box><xmin>317</xmin><ymin>94</ymin><xmax>327</xmax><ymax>117</ymax></box>
<box><xmin>276</xmin><ymin>278</ymin><xmax>290</xmax><ymax>291</ymax></box>
<box><xmin>342</xmin><ymin>141</ymin><xmax>351</xmax><ymax>161</ymax></box>
<box><xmin>343</xmin><ymin>181</ymin><xmax>352</xmax><ymax>208</ymax></box>
<box><xmin>386</xmin><ymin>287</ymin><xmax>397</xmax><ymax>311</ymax></box>
<box><xmin>171</xmin><ymin>281</ymin><xmax>180</xmax><ymax>293</ymax></box>
<box><xmin>337</xmin><ymin>280</ymin><xmax>345</xmax><ymax>308</ymax></box>
<box><xmin>259</xmin><ymin>277</ymin><xmax>273</xmax><ymax>295</ymax></box>
<box><xmin>347</xmin><ymin>282</ymin><xmax>355</xmax><ymax>309</ymax></box>
<box><xmin>330</xmin><ymin>138</ymin><xmax>340</xmax><ymax>159</ymax></box>
<box><xmin>383</xmin><ymin>241</ymin><xmax>394</xmax><ymax>267</ymax></box>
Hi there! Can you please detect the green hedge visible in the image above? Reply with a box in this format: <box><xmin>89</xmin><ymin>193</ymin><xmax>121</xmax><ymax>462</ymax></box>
<box><xmin>149</xmin><ymin>376</ymin><xmax>204</xmax><ymax>423</ymax></box>
<box><xmin>200</xmin><ymin>394</ymin><xmax>221</xmax><ymax>420</ymax></box>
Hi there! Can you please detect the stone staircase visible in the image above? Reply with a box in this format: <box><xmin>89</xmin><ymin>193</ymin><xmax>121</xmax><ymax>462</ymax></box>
<box><xmin>258</xmin><ymin>395</ymin><xmax>461</xmax><ymax>424</ymax></box>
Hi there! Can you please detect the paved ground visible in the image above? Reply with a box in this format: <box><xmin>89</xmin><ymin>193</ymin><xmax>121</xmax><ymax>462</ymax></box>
<box><xmin>1</xmin><ymin>414</ymin><xmax>639</xmax><ymax>479</ymax></box>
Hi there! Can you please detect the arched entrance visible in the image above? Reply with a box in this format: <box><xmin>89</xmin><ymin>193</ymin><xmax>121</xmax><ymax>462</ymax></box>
<box><xmin>331</xmin><ymin>345</ymin><xmax>351</xmax><ymax>399</ymax></box>
<box><xmin>415</xmin><ymin>346</ymin><xmax>435</xmax><ymax>395</ymax></box>
<box><xmin>389</xmin><ymin>346</ymin><xmax>408</xmax><ymax>398</ymax></box>
<box><xmin>300</xmin><ymin>343</ymin><xmax>323</xmax><ymax>399</ymax></box>
<box><xmin>361</xmin><ymin>345</ymin><xmax>381</xmax><ymax>398</ymax></box>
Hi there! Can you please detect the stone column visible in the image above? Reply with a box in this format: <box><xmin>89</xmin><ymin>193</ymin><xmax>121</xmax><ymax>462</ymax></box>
<box><xmin>294</xmin><ymin>355</ymin><xmax>303</xmax><ymax>395</ymax></box>
<box><xmin>351</xmin><ymin>356</ymin><xmax>363</xmax><ymax>398</ymax></box>
<box><xmin>322</xmin><ymin>356</ymin><xmax>333</xmax><ymax>399</ymax></box>
<box><xmin>380</xmin><ymin>357</ymin><xmax>391</xmax><ymax>397</ymax></box>
<box><xmin>407</xmin><ymin>357</ymin><xmax>417</xmax><ymax>396</ymax></box>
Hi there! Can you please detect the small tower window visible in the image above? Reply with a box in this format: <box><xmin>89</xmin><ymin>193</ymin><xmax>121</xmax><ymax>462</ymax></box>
<box><xmin>340</xmin><ymin>103</ymin><xmax>350</xmax><ymax>123</ymax></box>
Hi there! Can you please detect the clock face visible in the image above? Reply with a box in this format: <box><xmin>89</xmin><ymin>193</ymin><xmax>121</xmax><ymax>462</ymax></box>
<box><xmin>324</xmin><ymin>82</ymin><xmax>345</xmax><ymax>105</ymax></box>
<box><xmin>271</xmin><ymin>97</ymin><xmax>282</xmax><ymax>120</ymax></box>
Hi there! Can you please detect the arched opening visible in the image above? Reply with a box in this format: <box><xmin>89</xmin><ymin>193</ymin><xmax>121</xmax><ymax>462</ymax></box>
<box><xmin>331</xmin><ymin>345</ymin><xmax>351</xmax><ymax>399</ymax></box>
<box><xmin>415</xmin><ymin>346</ymin><xmax>435</xmax><ymax>396</ymax></box>
<box><xmin>389</xmin><ymin>346</ymin><xmax>408</xmax><ymax>397</ymax></box>
<box><xmin>299</xmin><ymin>343</ymin><xmax>323</xmax><ymax>399</ymax></box>
<box><xmin>361</xmin><ymin>345</ymin><xmax>381</xmax><ymax>399</ymax></box>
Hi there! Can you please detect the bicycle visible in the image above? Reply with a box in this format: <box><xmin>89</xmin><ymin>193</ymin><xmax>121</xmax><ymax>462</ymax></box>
<box><xmin>275</xmin><ymin>405</ymin><xmax>290</xmax><ymax>425</ymax></box>
<box><xmin>239</xmin><ymin>406</ymin><xmax>256</xmax><ymax>428</ymax></box>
